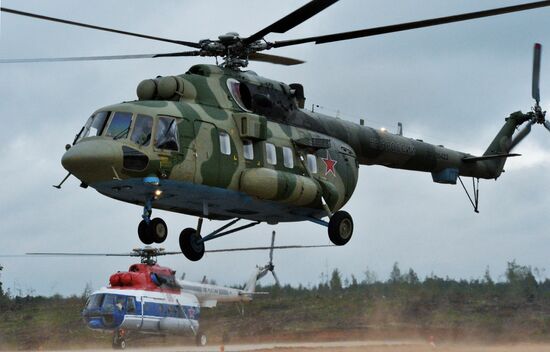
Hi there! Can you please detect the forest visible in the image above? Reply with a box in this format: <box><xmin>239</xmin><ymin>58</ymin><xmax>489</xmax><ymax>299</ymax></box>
<box><xmin>0</xmin><ymin>261</ymin><xmax>549</xmax><ymax>349</ymax></box>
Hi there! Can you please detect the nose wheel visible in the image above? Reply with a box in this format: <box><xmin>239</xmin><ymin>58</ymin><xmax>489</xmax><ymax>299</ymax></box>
<box><xmin>112</xmin><ymin>330</ymin><xmax>127</xmax><ymax>350</ymax></box>
<box><xmin>138</xmin><ymin>199</ymin><xmax>168</xmax><ymax>244</ymax></box>
<box><xmin>138</xmin><ymin>218</ymin><xmax>168</xmax><ymax>244</ymax></box>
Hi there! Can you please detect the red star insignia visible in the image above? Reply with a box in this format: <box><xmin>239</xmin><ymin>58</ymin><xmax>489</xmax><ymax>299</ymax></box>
<box><xmin>321</xmin><ymin>151</ymin><xmax>337</xmax><ymax>176</ymax></box>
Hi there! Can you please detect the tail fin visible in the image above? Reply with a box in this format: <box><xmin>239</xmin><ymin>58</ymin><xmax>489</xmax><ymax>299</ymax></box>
<box><xmin>482</xmin><ymin>111</ymin><xmax>529</xmax><ymax>178</ymax></box>
<box><xmin>243</xmin><ymin>268</ymin><xmax>261</xmax><ymax>293</ymax></box>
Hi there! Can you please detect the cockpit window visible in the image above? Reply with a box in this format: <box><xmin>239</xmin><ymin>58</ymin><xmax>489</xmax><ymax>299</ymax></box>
<box><xmin>76</xmin><ymin>111</ymin><xmax>109</xmax><ymax>142</ymax></box>
<box><xmin>105</xmin><ymin>112</ymin><xmax>133</xmax><ymax>140</ymax></box>
<box><xmin>86</xmin><ymin>294</ymin><xmax>105</xmax><ymax>310</ymax></box>
<box><xmin>130</xmin><ymin>114</ymin><xmax>153</xmax><ymax>146</ymax></box>
<box><xmin>155</xmin><ymin>116</ymin><xmax>179</xmax><ymax>151</ymax></box>
<box><xmin>102</xmin><ymin>294</ymin><xmax>116</xmax><ymax>310</ymax></box>
<box><xmin>115</xmin><ymin>295</ymin><xmax>126</xmax><ymax>311</ymax></box>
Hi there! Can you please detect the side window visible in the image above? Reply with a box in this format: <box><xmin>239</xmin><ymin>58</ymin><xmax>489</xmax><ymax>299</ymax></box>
<box><xmin>126</xmin><ymin>297</ymin><xmax>136</xmax><ymax>314</ymax></box>
<box><xmin>243</xmin><ymin>140</ymin><xmax>254</xmax><ymax>160</ymax></box>
<box><xmin>105</xmin><ymin>112</ymin><xmax>133</xmax><ymax>139</ymax></box>
<box><xmin>143</xmin><ymin>302</ymin><xmax>152</xmax><ymax>315</ymax></box>
<box><xmin>219</xmin><ymin>131</ymin><xmax>231</xmax><ymax>155</ymax></box>
<box><xmin>130</xmin><ymin>115</ymin><xmax>153</xmax><ymax>146</ymax></box>
<box><xmin>266</xmin><ymin>143</ymin><xmax>277</xmax><ymax>165</ymax></box>
<box><xmin>307</xmin><ymin>154</ymin><xmax>317</xmax><ymax>173</ymax></box>
<box><xmin>283</xmin><ymin>147</ymin><xmax>294</xmax><ymax>169</ymax></box>
<box><xmin>155</xmin><ymin>116</ymin><xmax>179</xmax><ymax>151</ymax></box>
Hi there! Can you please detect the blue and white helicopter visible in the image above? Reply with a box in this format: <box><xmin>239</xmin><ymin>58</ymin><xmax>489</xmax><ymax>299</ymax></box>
<box><xmin>32</xmin><ymin>233</ymin><xmax>330</xmax><ymax>349</ymax></box>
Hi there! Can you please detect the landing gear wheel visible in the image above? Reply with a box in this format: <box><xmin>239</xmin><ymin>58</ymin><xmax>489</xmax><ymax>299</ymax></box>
<box><xmin>112</xmin><ymin>335</ymin><xmax>126</xmax><ymax>350</ymax></box>
<box><xmin>328</xmin><ymin>210</ymin><xmax>353</xmax><ymax>246</ymax></box>
<box><xmin>149</xmin><ymin>218</ymin><xmax>168</xmax><ymax>244</ymax></box>
<box><xmin>138</xmin><ymin>220</ymin><xmax>153</xmax><ymax>245</ymax></box>
<box><xmin>195</xmin><ymin>332</ymin><xmax>207</xmax><ymax>346</ymax></box>
<box><xmin>179</xmin><ymin>228</ymin><xmax>205</xmax><ymax>261</ymax></box>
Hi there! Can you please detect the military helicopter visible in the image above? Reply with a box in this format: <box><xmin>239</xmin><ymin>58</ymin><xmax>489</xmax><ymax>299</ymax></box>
<box><xmin>1</xmin><ymin>1</ymin><xmax>549</xmax><ymax>261</ymax></box>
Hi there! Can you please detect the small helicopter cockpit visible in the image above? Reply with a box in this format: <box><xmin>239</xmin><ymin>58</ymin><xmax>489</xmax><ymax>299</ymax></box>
<box><xmin>83</xmin><ymin>292</ymin><xmax>137</xmax><ymax>329</ymax></box>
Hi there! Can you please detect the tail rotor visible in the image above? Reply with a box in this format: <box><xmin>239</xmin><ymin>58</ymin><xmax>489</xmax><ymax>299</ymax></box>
<box><xmin>510</xmin><ymin>43</ymin><xmax>548</xmax><ymax>150</ymax></box>
<box><xmin>255</xmin><ymin>231</ymin><xmax>282</xmax><ymax>286</ymax></box>
<box><xmin>532</xmin><ymin>43</ymin><xmax>547</xmax><ymax>127</ymax></box>
<box><xmin>262</xmin><ymin>231</ymin><xmax>280</xmax><ymax>286</ymax></box>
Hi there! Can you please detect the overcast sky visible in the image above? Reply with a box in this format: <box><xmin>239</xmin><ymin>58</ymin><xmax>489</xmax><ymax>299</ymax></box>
<box><xmin>0</xmin><ymin>0</ymin><xmax>549</xmax><ymax>296</ymax></box>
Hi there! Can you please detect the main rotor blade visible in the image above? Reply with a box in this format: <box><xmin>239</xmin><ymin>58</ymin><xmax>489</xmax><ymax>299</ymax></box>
<box><xmin>273</xmin><ymin>1</ymin><xmax>550</xmax><ymax>48</ymax></box>
<box><xmin>509</xmin><ymin>120</ymin><xmax>534</xmax><ymax>150</ymax></box>
<box><xmin>544</xmin><ymin>120</ymin><xmax>550</xmax><ymax>133</ymax></box>
<box><xmin>244</xmin><ymin>0</ymin><xmax>338</xmax><ymax>45</ymax></box>
<box><xmin>248</xmin><ymin>52</ymin><xmax>305</xmax><ymax>66</ymax></box>
<box><xmin>206</xmin><ymin>244</ymin><xmax>333</xmax><ymax>253</ymax></box>
<box><xmin>0</xmin><ymin>51</ymin><xmax>201</xmax><ymax>63</ymax></box>
<box><xmin>533</xmin><ymin>43</ymin><xmax>542</xmax><ymax>104</ymax></box>
<box><xmin>0</xmin><ymin>7</ymin><xmax>200</xmax><ymax>48</ymax></box>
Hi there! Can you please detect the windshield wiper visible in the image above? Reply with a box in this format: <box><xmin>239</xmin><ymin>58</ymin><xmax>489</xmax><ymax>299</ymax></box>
<box><xmin>162</xmin><ymin>119</ymin><xmax>175</xmax><ymax>139</ymax></box>
<box><xmin>157</xmin><ymin>119</ymin><xmax>176</xmax><ymax>146</ymax></box>
<box><xmin>138</xmin><ymin>133</ymin><xmax>151</xmax><ymax>146</ymax></box>
<box><xmin>113</xmin><ymin>127</ymin><xmax>130</xmax><ymax>140</ymax></box>
<box><xmin>72</xmin><ymin>126</ymin><xmax>85</xmax><ymax>145</ymax></box>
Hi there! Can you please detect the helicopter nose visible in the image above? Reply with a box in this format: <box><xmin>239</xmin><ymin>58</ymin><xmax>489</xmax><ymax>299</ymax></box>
<box><xmin>62</xmin><ymin>140</ymin><xmax>123</xmax><ymax>184</ymax></box>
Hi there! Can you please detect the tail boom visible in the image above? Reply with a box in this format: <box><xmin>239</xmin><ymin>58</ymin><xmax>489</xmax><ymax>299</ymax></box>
<box><xmin>307</xmin><ymin>110</ymin><xmax>531</xmax><ymax>182</ymax></box>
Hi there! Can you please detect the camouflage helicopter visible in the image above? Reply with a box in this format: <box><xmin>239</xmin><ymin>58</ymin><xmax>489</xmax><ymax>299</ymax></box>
<box><xmin>2</xmin><ymin>1</ymin><xmax>549</xmax><ymax>261</ymax></box>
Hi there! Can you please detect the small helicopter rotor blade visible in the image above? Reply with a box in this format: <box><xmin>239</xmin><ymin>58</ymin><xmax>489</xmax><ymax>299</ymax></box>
<box><xmin>0</xmin><ymin>7</ymin><xmax>200</xmax><ymax>48</ymax></box>
<box><xmin>244</xmin><ymin>0</ymin><xmax>338</xmax><ymax>45</ymax></box>
<box><xmin>25</xmin><ymin>247</ymin><xmax>183</xmax><ymax>257</ymax></box>
<box><xmin>544</xmin><ymin>120</ymin><xmax>550</xmax><ymax>133</ymax></box>
<box><xmin>271</xmin><ymin>270</ymin><xmax>281</xmax><ymax>287</ymax></box>
<box><xmin>160</xmin><ymin>251</ymin><xmax>185</xmax><ymax>256</ymax></box>
<box><xmin>0</xmin><ymin>51</ymin><xmax>201</xmax><ymax>64</ymax></box>
<box><xmin>272</xmin><ymin>1</ymin><xmax>550</xmax><ymax>48</ymax></box>
<box><xmin>269</xmin><ymin>231</ymin><xmax>276</xmax><ymax>264</ymax></box>
<box><xmin>26</xmin><ymin>252</ymin><xmax>136</xmax><ymax>257</ymax></box>
<box><xmin>509</xmin><ymin>120</ymin><xmax>534</xmax><ymax>150</ymax></box>
<box><xmin>533</xmin><ymin>43</ymin><xmax>542</xmax><ymax>104</ymax></box>
<box><xmin>248</xmin><ymin>52</ymin><xmax>305</xmax><ymax>66</ymax></box>
<box><xmin>205</xmin><ymin>244</ymin><xmax>334</xmax><ymax>253</ymax></box>
<box><xmin>0</xmin><ymin>255</ymin><xmax>28</xmax><ymax>258</ymax></box>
